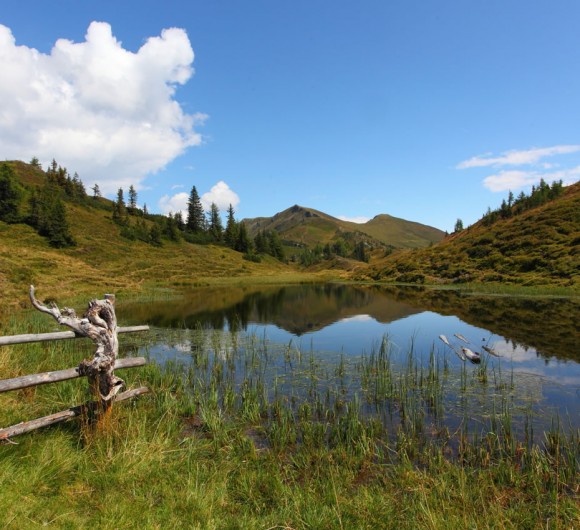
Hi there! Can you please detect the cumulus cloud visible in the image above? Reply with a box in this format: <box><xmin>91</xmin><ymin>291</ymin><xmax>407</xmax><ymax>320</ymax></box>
<box><xmin>458</xmin><ymin>145</ymin><xmax>580</xmax><ymax>192</ymax></box>
<box><xmin>337</xmin><ymin>215</ymin><xmax>370</xmax><ymax>224</ymax></box>
<box><xmin>201</xmin><ymin>181</ymin><xmax>240</xmax><ymax>211</ymax></box>
<box><xmin>457</xmin><ymin>145</ymin><xmax>580</xmax><ymax>169</ymax></box>
<box><xmin>0</xmin><ymin>22</ymin><xmax>206</xmax><ymax>195</ymax></box>
<box><xmin>159</xmin><ymin>191</ymin><xmax>189</xmax><ymax>216</ymax></box>
<box><xmin>159</xmin><ymin>180</ymin><xmax>240</xmax><ymax>217</ymax></box>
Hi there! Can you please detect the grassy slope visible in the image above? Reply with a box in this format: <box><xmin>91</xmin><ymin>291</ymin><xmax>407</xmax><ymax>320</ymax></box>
<box><xmin>0</xmin><ymin>163</ymin><xmax>332</xmax><ymax>306</ymax></box>
<box><xmin>357</xmin><ymin>182</ymin><xmax>580</xmax><ymax>288</ymax></box>
<box><xmin>244</xmin><ymin>205</ymin><xmax>445</xmax><ymax>249</ymax></box>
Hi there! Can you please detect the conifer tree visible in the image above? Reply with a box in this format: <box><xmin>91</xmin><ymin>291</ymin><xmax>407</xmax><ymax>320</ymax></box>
<box><xmin>186</xmin><ymin>186</ymin><xmax>206</xmax><ymax>233</ymax></box>
<box><xmin>128</xmin><ymin>185</ymin><xmax>138</xmax><ymax>212</ymax></box>
<box><xmin>235</xmin><ymin>222</ymin><xmax>253</xmax><ymax>253</ymax></box>
<box><xmin>91</xmin><ymin>183</ymin><xmax>102</xmax><ymax>199</ymax></box>
<box><xmin>254</xmin><ymin>230</ymin><xmax>268</xmax><ymax>254</ymax></box>
<box><xmin>33</xmin><ymin>179</ymin><xmax>75</xmax><ymax>247</ymax></box>
<box><xmin>174</xmin><ymin>211</ymin><xmax>185</xmax><ymax>231</ymax></box>
<box><xmin>268</xmin><ymin>230</ymin><xmax>285</xmax><ymax>260</ymax></box>
<box><xmin>0</xmin><ymin>163</ymin><xmax>22</xmax><ymax>223</ymax></box>
<box><xmin>113</xmin><ymin>187</ymin><xmax>128</xmax><ymax>224</ymax></box>
<box><xmin>207</xmin><ymin>202</ymin><xmax>223</xmax><ymax>241</ymax></box>
<box><xmin>224</xmin><ymin>204</ymin><xmax>239</xmax><ymax>248</ymax></box>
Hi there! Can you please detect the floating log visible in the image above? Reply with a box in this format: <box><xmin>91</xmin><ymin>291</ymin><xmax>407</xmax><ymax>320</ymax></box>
<box><xmin>0</xmin><ymin>386</ymin><xmax>149</xmax><ymax>441</ymax></box>
<box><xmin>0</xmin><ymin>326</ymin><xmax>149</xmax><ymax>347</ymax></box>
<box><xmin>482</xmin><ymin>345</ymin><xmax>501</xmax><ymax>357</ymax></box>
<box><xmin>454</xmin><ymin>333</ymin><xmax>470</xmax><ymax>344</ymax></box>
<box><xmin>0</xmin><ymin>357</ymin><xmax>147</xmax><ymax>393</ymax></box>
<box><xmin>461</xmin><ymin>347</ymin><xmax>481</xmax><ymax>364</ymax></box>
<box><xmin>439</xmin><ymin>334</ymin><xmax>466</xmax><ymax>361</ymax></box>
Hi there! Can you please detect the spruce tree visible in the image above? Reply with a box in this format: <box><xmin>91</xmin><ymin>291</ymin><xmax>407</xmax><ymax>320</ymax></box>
<box><xmin>128</xmin><ymin>185</ymin><xmax>138</xmax><ymax>213</ymax></box>
<box><xmin>186</xmin><ymin>186</ymin><xmax>206</xmax><ymax>233</ymax></box>
<box><xmin>91</xmin><ymin>183</ymin><xmax>102</xmax><ymax>199</ymax></box>
<box><xmin>113</xmin><ymin>187</ymin><xmax>128</xmax><ymax>224</ymax></box>
<box><xmin>0</xmin><ymin>163</ymin><xmax>22</xmax><ymax>223</ymax></box>
<box><xmin>224</xmin><ymin>204</ymin><xmax>239</xmax><ymax>248</ymax></box>
<box><xmin>207</xmin><ymin>202</ymin><xmax>223</xmax><ymax>241</ymax></box>
<box><xmin>235</xmin><ymin>222</ymin><xmax>253</xmax><ymax>253</ymax></box>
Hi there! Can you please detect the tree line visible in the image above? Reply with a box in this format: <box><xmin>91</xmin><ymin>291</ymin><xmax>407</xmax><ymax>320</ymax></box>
<box><xmin>110</xmin><ymin>183</ymin><xmax>286</xmax><ymax>261</ymax></box>
<box><xmin>481</xmin><ymin>179</ymin><xmax>565</xmax><ymax>227</ymax></box>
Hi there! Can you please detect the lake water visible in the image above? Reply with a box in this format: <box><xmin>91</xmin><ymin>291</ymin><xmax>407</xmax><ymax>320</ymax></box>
<box><xmin>119</xmin><ymin>284</ymin><xmax>580</xmax><ymax>433</ymax></box>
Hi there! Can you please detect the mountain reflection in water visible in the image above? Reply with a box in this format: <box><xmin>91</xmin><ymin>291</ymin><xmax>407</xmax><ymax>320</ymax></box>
<box><xmin>120</xmin><ymin>284</ymin><xmax>579</xmax><ymax>365</ymax></box>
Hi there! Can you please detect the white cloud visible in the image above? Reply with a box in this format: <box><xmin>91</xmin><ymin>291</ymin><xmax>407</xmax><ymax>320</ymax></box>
<box><xmin>483</xmin><ymin>166</ymin><xmax>580</xmax><ymax>192</ymax></box>
<box><xmin>0</xmin><ymin>22</ymin><xmax>206</xmax><ymax>195</ymax></box>
<box><xmin>201</xmin><ymin>181</ymin><xmax>240</xmax><ymax>211</ymax></box>
<box><xmin>457</xmin><ymin>145</ymin><xmax>580</xmax><ymax>169</ymax></box>
<box><xmin>159</xmin><ymin>191</ymin><xmax>189</xmax><ymax>216</ymax></box>
<box><xmin>482</xmin><ymin>170</ymin><xmax>539</xmax><ymax>192</ymax></box>
<box><xmin>337</xmin><ymin>215</ymin><xmax>370</xmax><ymax>224</ymax></box>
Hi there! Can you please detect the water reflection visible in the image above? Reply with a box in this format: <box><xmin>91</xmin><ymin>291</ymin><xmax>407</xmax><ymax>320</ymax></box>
<box><xmin>118</xmin><ymin>284</ymin><xmax>579</xmax><ymax>433</ymax></box>
<box><xmin>120</xmin><ymin>284</ymin><xmax>579</xmax><ymax>364</ymax></box>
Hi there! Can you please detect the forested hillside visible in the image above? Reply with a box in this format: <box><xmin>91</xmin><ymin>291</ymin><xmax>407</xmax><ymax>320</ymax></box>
<box><xmin>357</xmin><ymin>180</ymin><xmax>580</xmax><ymax>287</ymax></box>
<box><xmin>0</xmin><ymin>160</ymin><xmax>310</xmax><ymax>303</ymax></box>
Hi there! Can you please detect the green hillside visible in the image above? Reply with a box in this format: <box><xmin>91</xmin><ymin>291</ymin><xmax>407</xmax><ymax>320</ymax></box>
<box><xmin>357</xmin><ymin>181</ymin><xmax>580</xmax><ymax>288</ymax></box>
<box><xmin>244</xmin><ymin>204</ymin><xmax>445</xmax><ymax>250</ymax></box>
<box><xmin>0</xmin><ymin>161</ymin><xmax>321</xmax><ymax>305</ymax></box>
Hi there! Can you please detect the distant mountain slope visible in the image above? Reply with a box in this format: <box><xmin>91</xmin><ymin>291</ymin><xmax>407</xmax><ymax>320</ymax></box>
<box><xmin>243</xmin><ymin>205</ymin><xmax>445</xmax><ymax>250</ymax></box>
<box><xmin>356</xmin><ymin>181</ymin><xmax>580</xmax><ymax>287</ymax></box>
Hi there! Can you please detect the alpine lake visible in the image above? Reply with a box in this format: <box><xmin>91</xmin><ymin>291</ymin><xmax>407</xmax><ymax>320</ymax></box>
<box><xmin>118</xmin><ymin>284</ymin><xmax>580</xmax><ymax>452</ymax></box>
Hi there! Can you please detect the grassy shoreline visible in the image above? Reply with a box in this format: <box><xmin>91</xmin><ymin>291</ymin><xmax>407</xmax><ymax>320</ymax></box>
<box><xmin>1</xmin><ymin>310</ymin><xmax>578</xmax><ymax>529</ymax></box>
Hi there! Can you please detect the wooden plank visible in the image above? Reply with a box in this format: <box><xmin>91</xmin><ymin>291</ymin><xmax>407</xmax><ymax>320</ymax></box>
<box><xmin>0</xmin><ymin>357</ymin><xmax>147</xmax><ymax>393</ymax></box>
<box><xmin>0</xmin><ymin>325</ymin><xmax>149</xmax><ymax>346</ymax></box>
<box><xmin>0</xmin><ymin>386</ymin><xmax>149</xmax><ymax>440</ymax></box>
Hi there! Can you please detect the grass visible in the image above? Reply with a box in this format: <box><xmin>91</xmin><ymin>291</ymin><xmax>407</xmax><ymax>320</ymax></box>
<box><xmin>1</xmin><ymin>310</ymin><xmax>578</xmax><ymax>529</ymax></box>
<box><xmin>358</xmin><ymin>181</ymin><xmax>580</xmax><ymax>289</ymax></box>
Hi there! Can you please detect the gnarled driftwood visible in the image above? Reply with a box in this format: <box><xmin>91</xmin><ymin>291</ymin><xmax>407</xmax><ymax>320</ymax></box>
<box><xmin>29</xmin><ymin>285</ymin><xmax>124</xmax><ymax>411</ymax></box>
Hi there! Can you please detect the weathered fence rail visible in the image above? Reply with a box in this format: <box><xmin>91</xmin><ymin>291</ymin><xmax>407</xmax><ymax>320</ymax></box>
<box><xmin>0</xmin><ymin>356</ymin><xmax>147</xmax><ymax>393</ymax></box>
<box><xmin>0</xmin><ymin>286</ymin><xmax>150</xmax><ymax>441</ymax></box>
<box><xmin>0</xmin><ymin>325</ymin><xmax>149</xmax><ymax>346</ymax></box>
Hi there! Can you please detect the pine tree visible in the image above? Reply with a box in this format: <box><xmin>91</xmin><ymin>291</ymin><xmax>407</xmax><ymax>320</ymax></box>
<box><xmin>128</xmin><ymin>185</ymin><xmax>138</xmax><ymax>213</ymax></box>
<box><xmin>268</xmin><ymin>230</ymin><xmax>285</xmax><ymax>260</ymax></box>
<box><xmin>224</xmin><ymin>204</ymin><xmax>239</xmax><ymax>248</ymax></box>
<box><xmin>254</xmin><ymin>230</ymin><xmax>268</xmax><ymax>254</ymax></box>
<box><xmin>91</xmin><ymin>183</ymin><xmax>102</xmax><ymax>199</ymax></box>
<box><xmin>207</xmin><ymin>202</ymin><xmax>223</xmax><ymax>241</ymax></box>
<box><xmin>149</xmin><ymin>223</ymin><xmax>163</xmax><ymax>246</ymax></box>
<box><xmin>34</xmin><ymin>180</ymin><xmax>75</xmax><ymax>247</ymax></box>
<box><xmin>353</xmin><ymin>241</ymin><xmax>368</xmax><ymax>263</ymax></box>
<box><xmin>235</xmin><ymin>222</ymin><xmax>253</xmax><ymax>253</ymax></box>
<box><xmin>113</xmin><ymin>188</ymin><xmax>128</xmax><ymax>224</ymax></box>
<box><xmin>186</xmin><ymin>186</ymin><xmax>206</xmax><ymax>233</ymax></box>
<box><xmin>164</xmin><ymin>213</ymin><xmax>181</xmax><ymax>241</ymax></box>
<box><xmin>174</xmin><ymin>211</ymin><xmax>185</xmax><ymax>231</ymax></box>
<box><xmin>0</xmin><ymin>163</ymin><xmax>23</xmax><ymax>223</ymax></box>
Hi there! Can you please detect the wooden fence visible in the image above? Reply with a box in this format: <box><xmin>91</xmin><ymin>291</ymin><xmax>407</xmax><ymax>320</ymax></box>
<box><xmin>0</xmin><ymin>287</ymin><xmax>150</xmax><ymax>441</ymax></box>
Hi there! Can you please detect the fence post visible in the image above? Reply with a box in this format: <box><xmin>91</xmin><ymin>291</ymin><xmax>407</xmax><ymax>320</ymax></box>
<box><xmin>29</xmin><ymin>285</ymin><xmax>124</xmax><ymax>426</ymax></box>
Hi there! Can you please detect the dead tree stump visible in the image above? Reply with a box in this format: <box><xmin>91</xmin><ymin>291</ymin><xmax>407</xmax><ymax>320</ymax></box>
<box><xmin>29</xmin><ymin>286</ymin><xmax>125</xmax><ymax>423</ymax></box>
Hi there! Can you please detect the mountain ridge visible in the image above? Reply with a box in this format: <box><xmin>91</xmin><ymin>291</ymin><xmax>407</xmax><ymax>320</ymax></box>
<box><xmin>243</xmin><ymin>204</ymin><xmax>445</xmax><ymax>251</ymax></box>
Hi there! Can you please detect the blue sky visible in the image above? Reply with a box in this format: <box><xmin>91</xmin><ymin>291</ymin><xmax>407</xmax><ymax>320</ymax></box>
<box><xmin>1</xmin><ymin>0</ymin><xmax>579</xmax><ymax>232</ymax></box>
